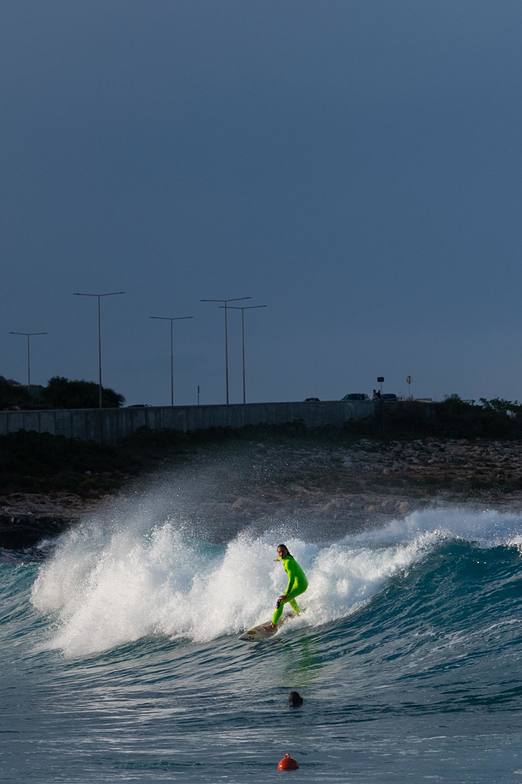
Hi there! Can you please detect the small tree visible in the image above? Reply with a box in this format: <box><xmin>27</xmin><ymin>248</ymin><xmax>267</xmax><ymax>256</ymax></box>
<box><xmin>42</xmin><ymin>377</ymin><xmax>125</xmax><ymax>409</ymax></box>
<box><xmin>0</xmin><ymin>376</ymin><xmax>33</xmax><ymax>409</ymax></box>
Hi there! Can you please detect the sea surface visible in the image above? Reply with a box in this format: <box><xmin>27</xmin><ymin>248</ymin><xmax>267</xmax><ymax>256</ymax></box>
<box><xmin>1</xmin><ymin>457</ymin><xmax>521</xmax><ymax>783</ymax></box>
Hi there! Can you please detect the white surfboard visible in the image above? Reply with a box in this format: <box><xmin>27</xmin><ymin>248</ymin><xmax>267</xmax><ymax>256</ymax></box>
<box><xmin>239</xmin><ymin>612</ymin><xmax>298</xmax><ymax>642</ymax></box>
<box><xmin>239</xmin><ymin>620</ymin><xmax>277</xmax><ymax>642</ymax></box>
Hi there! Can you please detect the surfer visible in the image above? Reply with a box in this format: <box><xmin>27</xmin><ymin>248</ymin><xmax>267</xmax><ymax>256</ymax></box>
<box><xmin>271</xmin><ymin>544</ymin><xmax>308</xmax><ymax>629</ymax></box>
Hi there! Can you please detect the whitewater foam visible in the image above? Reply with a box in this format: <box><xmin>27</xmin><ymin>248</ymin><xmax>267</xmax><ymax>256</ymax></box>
<box><xmin>30</xmin><ymin>504</ymin><xmax>522</xmax><ymax>658</ymax></box>
<box><xmin>347</xmin><ymin>506</ymin><xmax>522</xmax><ymax>549</ymax></box>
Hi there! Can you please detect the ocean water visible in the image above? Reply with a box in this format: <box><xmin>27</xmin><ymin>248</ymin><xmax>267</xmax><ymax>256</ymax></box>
<box><xmin>1</xmin><ymin>466</ymin><xmax>521</xmax><ymax>782</ymax></box>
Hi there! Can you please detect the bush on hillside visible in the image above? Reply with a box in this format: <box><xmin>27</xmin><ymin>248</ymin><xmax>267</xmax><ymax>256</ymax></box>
<box><xmin>41</xmin><ymin>376</ymin><xmax>125</xmax><ymax>409</ymax></box>
<box><xmin>0</xmin><ymin>376</ymin><xmax>33</xmax><ymax>409</ymax></box>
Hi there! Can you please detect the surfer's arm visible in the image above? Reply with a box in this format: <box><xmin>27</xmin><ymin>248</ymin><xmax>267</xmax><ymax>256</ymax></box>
<box><xmin>276</xmin><ymin>578</ymin><xmax>292</xmax><ymax>606</ymax></box>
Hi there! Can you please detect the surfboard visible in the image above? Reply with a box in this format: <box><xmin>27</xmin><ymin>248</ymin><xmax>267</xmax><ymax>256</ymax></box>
<box><xmin>239</xmin><ymin>612</ymin><xmax>298</xmax><ymax>642</ymax></box>
<box><xmin>239</xmin><ymin>620</ymin><xmax>277</xmax><ymax>642</ymax></box>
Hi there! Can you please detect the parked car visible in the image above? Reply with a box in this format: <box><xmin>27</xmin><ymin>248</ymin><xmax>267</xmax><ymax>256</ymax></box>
<box><xmin>304</xmin><ymin>397</ymin><xmax>320</xmax><ymax>402</ymax></box>
<box><xmin>342</xmin><ymin>393</ymin><xmax>369</xmax><ymax>401</ymax></box>
<box><xmin>381</xmin><ymin>393</ymin><xmax>398</xmax><ymax>401</ymax></box>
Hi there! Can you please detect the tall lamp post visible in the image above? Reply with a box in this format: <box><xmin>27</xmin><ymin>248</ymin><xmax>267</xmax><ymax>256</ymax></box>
<box><xmin>149</xmin><ymin>315</ymin><xmax>194</xmax><ymax>406</ymax></box>
<box><xmin>9</xmin><ymin>331</ymin><xmax>48</xmax><ymax>388</ymax></box>
<box><xmin>73</xmin><ymin>291</ymin><xmax>125</xmax><ymax>408</ymax></box>
<box><xmin>200</xmin><ymin>296</ymin><xmax>251</xmax><ymax>404</ymax></box>
<box><xmin>224</xmin><ymin>304</ymin><xmax>267</xmax><ymax>404</ymax></box>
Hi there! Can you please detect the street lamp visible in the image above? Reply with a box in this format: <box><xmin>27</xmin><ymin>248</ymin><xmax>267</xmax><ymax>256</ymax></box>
<box><xmin>200</xmin><ymin>296</ymin><xmax>251</xmax><ymax>404</ymax></box>
<box><xmin>223</xmin><ymin>305</ymin><xmax>267</xmax><ymax>404</ymax></box>
<box><xmin>149</xmin><ymin>315</ymin><xmax>194</xmax><ymax>406</ymax></box>
<box><xmin>73</xmin><ymin>291</ymin><xmax>125</xmax><ymax>408</ymax></box>
<box><xmin>9</xmin><ymin>331</ymin><xmax>48</xmax><ymax>388</ymax></box>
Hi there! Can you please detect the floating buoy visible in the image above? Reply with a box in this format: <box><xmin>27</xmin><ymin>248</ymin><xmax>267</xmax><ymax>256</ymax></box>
<box><xmin>277</xmin><ymin>753</ymin><xmax>299</xmax><ymax>771</ymax></box>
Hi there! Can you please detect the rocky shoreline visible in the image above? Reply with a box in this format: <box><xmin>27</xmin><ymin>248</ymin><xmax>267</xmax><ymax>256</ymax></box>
<box><xmin>2</xmin><ymin>436</ymin><xmax>522</xmax><ymax>548</ymax></box>
<box><xmin>0</xmin><ymin>493</ymin><xmax>103</xmax><ymax>549</ymax></box>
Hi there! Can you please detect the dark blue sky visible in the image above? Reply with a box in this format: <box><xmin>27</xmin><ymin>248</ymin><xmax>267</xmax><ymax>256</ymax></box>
<box><xmin>2</xmin><ymin>1</ymin><xmax>522</xmax><ymax>405</ymax></box>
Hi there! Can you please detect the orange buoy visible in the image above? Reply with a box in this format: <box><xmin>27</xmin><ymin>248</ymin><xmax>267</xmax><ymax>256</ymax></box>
<box><xmin>277</xmin><ymin>753</ymin><xmax>299</xmax><ymax>771</ymax></box>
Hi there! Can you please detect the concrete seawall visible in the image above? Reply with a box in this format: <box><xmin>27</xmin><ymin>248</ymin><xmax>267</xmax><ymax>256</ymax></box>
<box><xmin>0</xmin><ymin>400</ymin><xmax>375</xmax><ymax>443</ymax></box>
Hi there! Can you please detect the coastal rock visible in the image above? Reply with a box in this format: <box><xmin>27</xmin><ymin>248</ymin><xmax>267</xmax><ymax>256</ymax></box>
<box><xmin>2</xmin><ymin>437</ymin><xmax>522</xmax><ymax>548</ymax></box>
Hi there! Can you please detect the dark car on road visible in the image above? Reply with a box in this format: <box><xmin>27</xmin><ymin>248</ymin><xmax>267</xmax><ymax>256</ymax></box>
<box><xmin>342</xmin><ymin>393</ymin><xmax>369</xmax><ymax>401</ymax></box>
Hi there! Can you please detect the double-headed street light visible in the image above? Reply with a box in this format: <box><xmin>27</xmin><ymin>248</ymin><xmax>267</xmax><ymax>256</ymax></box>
<box><xmin>9</xmin><ymin>331</ymin><xmax>48</xmax><ymax>388</ymax></box>
<box><xmin>149</xmin><ymin>315</ymin><xmax>194</xmax><ymax>406</ymax></box>
<box><xmin>73</xmin><ymin>291</ymin><xmax>125</xmax><ymax>408</ymax></box>
<box><xmin>223</xmin><ymin>304</ymin><xmax>267</xmax><ymax>404</ymax></box>
<box><xmin>200</xmin><ymin>296</ymin><xmax>251</xmax><ymax>404</ymax></box>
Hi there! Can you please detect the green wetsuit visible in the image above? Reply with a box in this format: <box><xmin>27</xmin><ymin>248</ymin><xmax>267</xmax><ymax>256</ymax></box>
<box><xmin>272</xmin><ymin>555</ymin><xmax>308</xmax><ymax>626</ymax></box>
